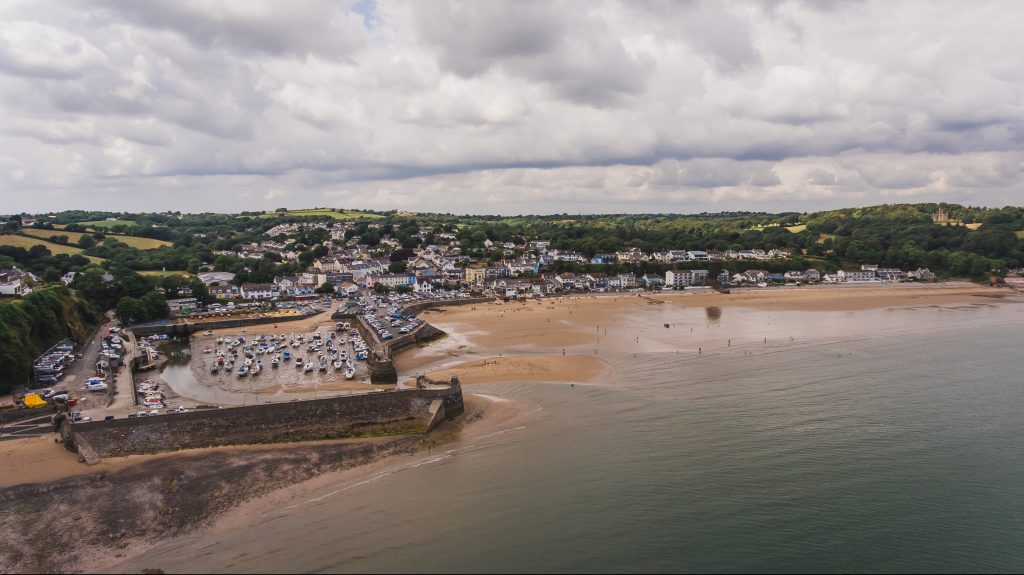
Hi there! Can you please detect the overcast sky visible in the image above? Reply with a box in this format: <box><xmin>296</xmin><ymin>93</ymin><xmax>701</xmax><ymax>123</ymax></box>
<box><xmin>1</xmin><ymin>0</ymin><xmax>1022</xmax><ymax>215</ymax></box>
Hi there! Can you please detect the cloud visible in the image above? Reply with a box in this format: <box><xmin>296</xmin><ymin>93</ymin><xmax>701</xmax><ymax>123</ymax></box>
<box><xmin>1</xmin><ymin>0</ymin><xmax>1023</xmax><ymax>214</ymax></box>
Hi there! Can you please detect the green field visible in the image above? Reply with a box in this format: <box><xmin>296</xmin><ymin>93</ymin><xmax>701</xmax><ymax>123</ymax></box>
<box><xmin>935</xmin><ymin>221</ymin><xmax>982</xmax><ymax>230</ymax></box>
<box><xmin>80</xmin><ymin>219</ymin><xmax>137</xmax><ymax>228</ymax></box>
<box><xmin>784</xmin><ymin>224</ymin><xmax>807</xmax><ymax>233</ymax></box>
<box><xmin>0</xmin><ymin>234</ymin><xmax>104</xmax><ymax>263</ymax></box>
<box><xmin>139</xmin><ymin>270</ymin><xmax>194</xmax><ymax>278</ymax></box>
<box><xmin>256</xmin><ymin>208</ymin><xmax>384</xmax><ymax>220</ymax></box>
<box><xmin>21</xmin><ymin>228</ymin><xmax>172</xmax><ymax>250</ymax></box>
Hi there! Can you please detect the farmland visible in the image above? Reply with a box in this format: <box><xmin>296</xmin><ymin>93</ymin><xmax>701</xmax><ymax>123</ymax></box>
<box><xmin>79</xmin><ymin>219</ymin><xmax>137</xmax><ymax>228</ymax></box>
<box><xmin>0</xmin><ymin>234</ymin><xmax>104</xmax><ymax>263</ymax></box>
<box><xmin>21</xmin><ymin>228</ymin><xmax>172</xmax><ymax>250</ymax></box>
<box><xmin>255</xmin><ymin>208</ymin><xmax>384</xmax><ymax>220</ymax></box>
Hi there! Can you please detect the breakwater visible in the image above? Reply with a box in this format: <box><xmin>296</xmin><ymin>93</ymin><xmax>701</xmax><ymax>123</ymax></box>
<box><xmin>131</xmin><ymin>312</ymin><xmax>317</xmax><ymax>338</ymax></box>
<box><xmin>333</xmin><ymin>296</ymin><xmax>494</xmax><ymax>384</ymax></box>
<box><xmin>62</xmin><ymin>386</ymin><xmax>464</xmax><ymax>462</ymax></box>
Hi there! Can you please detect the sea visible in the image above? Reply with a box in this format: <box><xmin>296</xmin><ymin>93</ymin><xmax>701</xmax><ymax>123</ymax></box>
<box><xmin>120</xmin><ymin>303</ymin><xmax>1024</xmax><ymax>573</ymax></box>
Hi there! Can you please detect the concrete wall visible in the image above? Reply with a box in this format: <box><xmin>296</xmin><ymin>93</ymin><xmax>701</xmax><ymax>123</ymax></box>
<box><xmin>131</xmin><ymin>312</ymin><xmax>317</xmax><ymax>337</ymax></box>
<box><xmin>397</xmin><ymin>296</ymin><xmax>494</xmax><ymax>318</ymax></box>
<box><xmin>65</xmin><ymin>387</ymin><xmax>464</xmax><ymax>459</ymax></box>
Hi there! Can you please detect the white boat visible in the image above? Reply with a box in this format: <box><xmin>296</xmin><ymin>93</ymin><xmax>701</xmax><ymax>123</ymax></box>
<box><xmin>333</xmin><ymin>360</ymin><xmax>343</xmax><ymax>371</ymax></box>
<box><xmin>237</xmin><ymin>365</ymin><xmax>248</xmax><ymax>377</ymax></box>
<box><xmin>304</xmin><ymin>363</ymin><xmax>315</xmax><ymax>373</ymax></box>
<box><xmin>251</xmin><ymin>363</ymin><xmax>262</xmax><ymax>376</ymax></box>
<box><xmin>271</xmin><ymin>356</ymin><xmax>280</xmax><ymax>368</ymax></box>
<box><xmin>344</xmin><ymin>366</ymin><xmax>355</xmax><ymax>380</ymax></box>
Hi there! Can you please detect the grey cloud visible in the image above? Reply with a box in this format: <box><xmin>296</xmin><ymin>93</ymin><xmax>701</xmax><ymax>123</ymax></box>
<box><xmin>648</xmin><ymin>158</ymin><xmax>780</xmax><ymax>188</ymax></box>
<box><xmin>634</xmin><ymin>0</ymin><xmax>761</xmax><ymax>72</ymax></box>
<box><xmin>806</xmin><ymin>168</ymin><xmax>839</xmax><ymax>185</ymax></box>
<box><xmin>89</xmin><ymin>0</ymin><xmax>368</xmax><ymax>60</ymax></box>
<box><xmin>1</xmin><ymin>0</ymin><xmax>1024</xmax><ymax>214</ymax></box>
<box><xmin>411</xmin><ymin>0</ymin><xmax>652</xmax><ymax>106</ymax></box>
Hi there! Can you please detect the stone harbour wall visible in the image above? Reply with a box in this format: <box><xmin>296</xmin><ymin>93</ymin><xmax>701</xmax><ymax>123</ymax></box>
<box><xmin>64</xmin><ymin>387</ymin><xmax>464</xmax><ymax>459</ymax></box>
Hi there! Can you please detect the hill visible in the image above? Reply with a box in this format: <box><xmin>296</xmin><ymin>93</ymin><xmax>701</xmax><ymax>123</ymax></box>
<box><xmin>21</xmin><ymin>228</ymin><xmax>172</xmax><ymax>250</ymax></box>
<box><xmin>0</xmin><ymin>234</ymin><xmax>104</xmax><ymax>264</ymax></box>
<box><xmin>0</xmin><ymin>286</ymin><xmax>99</xmax><ymax>394</ymax></box>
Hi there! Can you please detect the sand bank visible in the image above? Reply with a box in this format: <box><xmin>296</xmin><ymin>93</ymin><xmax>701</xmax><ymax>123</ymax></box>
<box><xmin>87</xmin><ymin>392</ymin><xmax>531</xmax><ymax>574</ymax></box>
<box><xmin>423</xmin><ymin>354</ymin><xmax>611</xmax><ymax>386</ymax></box>
<box><xmin>393</xmin><ymin>283</ymin><xmax>1020</xmax><ymax>372</ymax></box>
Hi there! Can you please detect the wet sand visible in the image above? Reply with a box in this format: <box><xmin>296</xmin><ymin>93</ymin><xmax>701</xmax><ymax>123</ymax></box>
<box><xmin>395</xmin><ymin>282</ymin><xmax>1021</xmax><ymax>377</ymax></box>
<box><xmin>84</xmin><ymin>392</ymin><xmax>529</xmax><ymax>574</ymax></box>
<box><xmin>160</xmin><ymin>317</ymin><xmax>389</xmax><ymax>407</ymax></box>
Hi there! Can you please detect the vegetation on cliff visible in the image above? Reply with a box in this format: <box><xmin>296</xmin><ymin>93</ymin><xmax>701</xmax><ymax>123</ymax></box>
<box><xmin>0</xmin><ymin>286</ymin><xmax>98</xmax><ymax>393</ymax></box>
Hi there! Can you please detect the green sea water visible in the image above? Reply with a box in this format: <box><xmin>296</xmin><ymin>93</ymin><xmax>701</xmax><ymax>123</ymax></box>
<box><xmin>120</xmin><ymin>305</ymin><xmax>1024</xmax><ymax>573</ymax></box>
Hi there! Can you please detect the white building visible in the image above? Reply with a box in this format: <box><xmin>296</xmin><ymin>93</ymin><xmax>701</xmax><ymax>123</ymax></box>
<box><xmin>240</xmin><ymin>283</ymin><xmax>277</xmax><ymax>300</ymax></box>
<box><xmin>665</xmin><ymin>269</ymin><xmax>709</xmax><ymax>288</ymax></box>
<box><xmin>837</xmin><ymin>269</ymin><xmax>877</xmax><ymax>282</ymax></box>
<box><xmin>364</xmin><ymin>273</ymin><xmax>416</xmax><ymax>289</ymax></box>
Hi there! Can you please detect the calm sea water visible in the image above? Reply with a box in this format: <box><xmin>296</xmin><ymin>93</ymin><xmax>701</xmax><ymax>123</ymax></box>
<box><xmin>122</xmin><ymin>309</ymin><xmax>1024</xmax><ymax>574</ymax></box>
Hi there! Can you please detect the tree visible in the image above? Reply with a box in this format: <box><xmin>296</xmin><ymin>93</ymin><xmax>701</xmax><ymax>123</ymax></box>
<box><xmin>389</xmin><ymin>261</ymin><xmax>408</xmax><ymax>273</ymax></box>
<box><xmin>42</xmin><ymin>267</ymin><xmax>61</xmax><ymax>283</ymax></box>
<box><xmin>77</xmin><ymin>235</ymin><xmax>96</xmax><ymax>249</ymax></box>
<box><xmin>315</xmin><ymin>282</ymin><xmax>335</xmax><ymax>294</ymax></box>
<box><xmin>141</xmin><ymin>291</ymin><xmax>170</xmax><ymax>319</ymax></box>
<box><xmin>115</xmin><ymin>296</ymin><xmax>147</xmax><ymax>325</ymax></box>
<box><xmin>189</xmin><ymin>278</ymin><xmax>212</xmax><ymax>305</ymax></box>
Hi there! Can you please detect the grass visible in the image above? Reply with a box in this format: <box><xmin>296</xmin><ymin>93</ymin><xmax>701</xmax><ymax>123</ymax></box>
<box><xmin>21</xmin><ymin>228</ymin><xmax>172</xmax><ymax>250</ymax></box>
<box><xmin>79</xmin><ymin>219</ymin><xmax>137</xmax><ymax>228</ymax></box>
<box><xmin>815</xmin><ymin>233</ymin><xmax>835</xmax><ymax>244</ymax></box>
<box><xmin>139</xmin><ymin>270</ymin><xmax>194</xmax><ymax>278</ymax></box>
<box><xmin>0</xmin><ymin>234</ymin><xmax>104</xmax><ymax>263</ymax></box>
<box><xmin>749</xmin><ymin>223</ymin><xmax>806</xmax><ymax>233</ymax></box>
<box><xmin>1016</xmin><ymin>231</ymin><xmax>1024</xmax><ymax>239</ymax></box>
<box><xmin>935</xmin><ymin>220</ymin><xmax>982</xmax><ymax>230</ymax></box>
<box><xmin>255</xmin><ymin>209</ymin><xmax>384</xmax><ymax>220</ymax></box>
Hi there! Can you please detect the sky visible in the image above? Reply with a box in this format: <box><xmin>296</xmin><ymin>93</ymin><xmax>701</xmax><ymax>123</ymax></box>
<box><xmin>1</xmin><ymin>0</ymin><xmax>1022</xmax><ymax>215</ymax></box>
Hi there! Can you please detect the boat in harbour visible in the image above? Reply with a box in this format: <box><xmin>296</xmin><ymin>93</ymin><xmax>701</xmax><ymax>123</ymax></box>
<box><xmin>344</xmin><ymin>366</ymin><xmax>355</xmax><ymax>380</ymax></box>
<box><xmin>237</xmin><ymin>365</ymin><xmax>249</xmax><ymax>377</ymax></box>
<box><xmin>304</xmin><ymin>362</ymin><xmax>315</xmax><ymax>373</ymax></box>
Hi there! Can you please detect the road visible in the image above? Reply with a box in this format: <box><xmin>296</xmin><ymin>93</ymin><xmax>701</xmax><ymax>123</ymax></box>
<box><xmin>0</xmin><ymin>318</ymin><xmax>120</xmax><ymax>440</ymax></box>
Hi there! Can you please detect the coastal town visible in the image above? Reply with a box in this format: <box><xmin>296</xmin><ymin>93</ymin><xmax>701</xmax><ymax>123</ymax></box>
<box><xmin>1</xmin><ymin>205</ymin><xmax>1023</xmax><ymax>575</ymax></box>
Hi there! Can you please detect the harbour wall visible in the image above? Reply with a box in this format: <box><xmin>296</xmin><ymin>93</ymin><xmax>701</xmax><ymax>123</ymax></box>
<box><xmin>131</xmin><ymin>312</ymin><xmax>317</xmax><ymax>338</ymax></box>
<box><xmin>332</xmin><ymin>297</ymin><xmax>493</xmax><ymax>384</ymax></box>
<box><xmin>62</xmin><ymin>386</ymin><xmax>464</xmax><ymax>460</ymax></box>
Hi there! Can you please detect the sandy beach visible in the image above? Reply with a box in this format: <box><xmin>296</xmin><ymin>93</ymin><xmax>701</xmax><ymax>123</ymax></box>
<box><xmin>395</xmin><ymin>282</ymin><xmax>1021</xmax><ymax>377</ymax></box>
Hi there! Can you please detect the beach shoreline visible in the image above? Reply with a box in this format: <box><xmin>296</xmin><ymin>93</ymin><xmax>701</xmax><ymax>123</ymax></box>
<box><xmin>2</xmin><ymin>281</ymin><xmax>1021</xmax><ymax>573</ymax></box>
